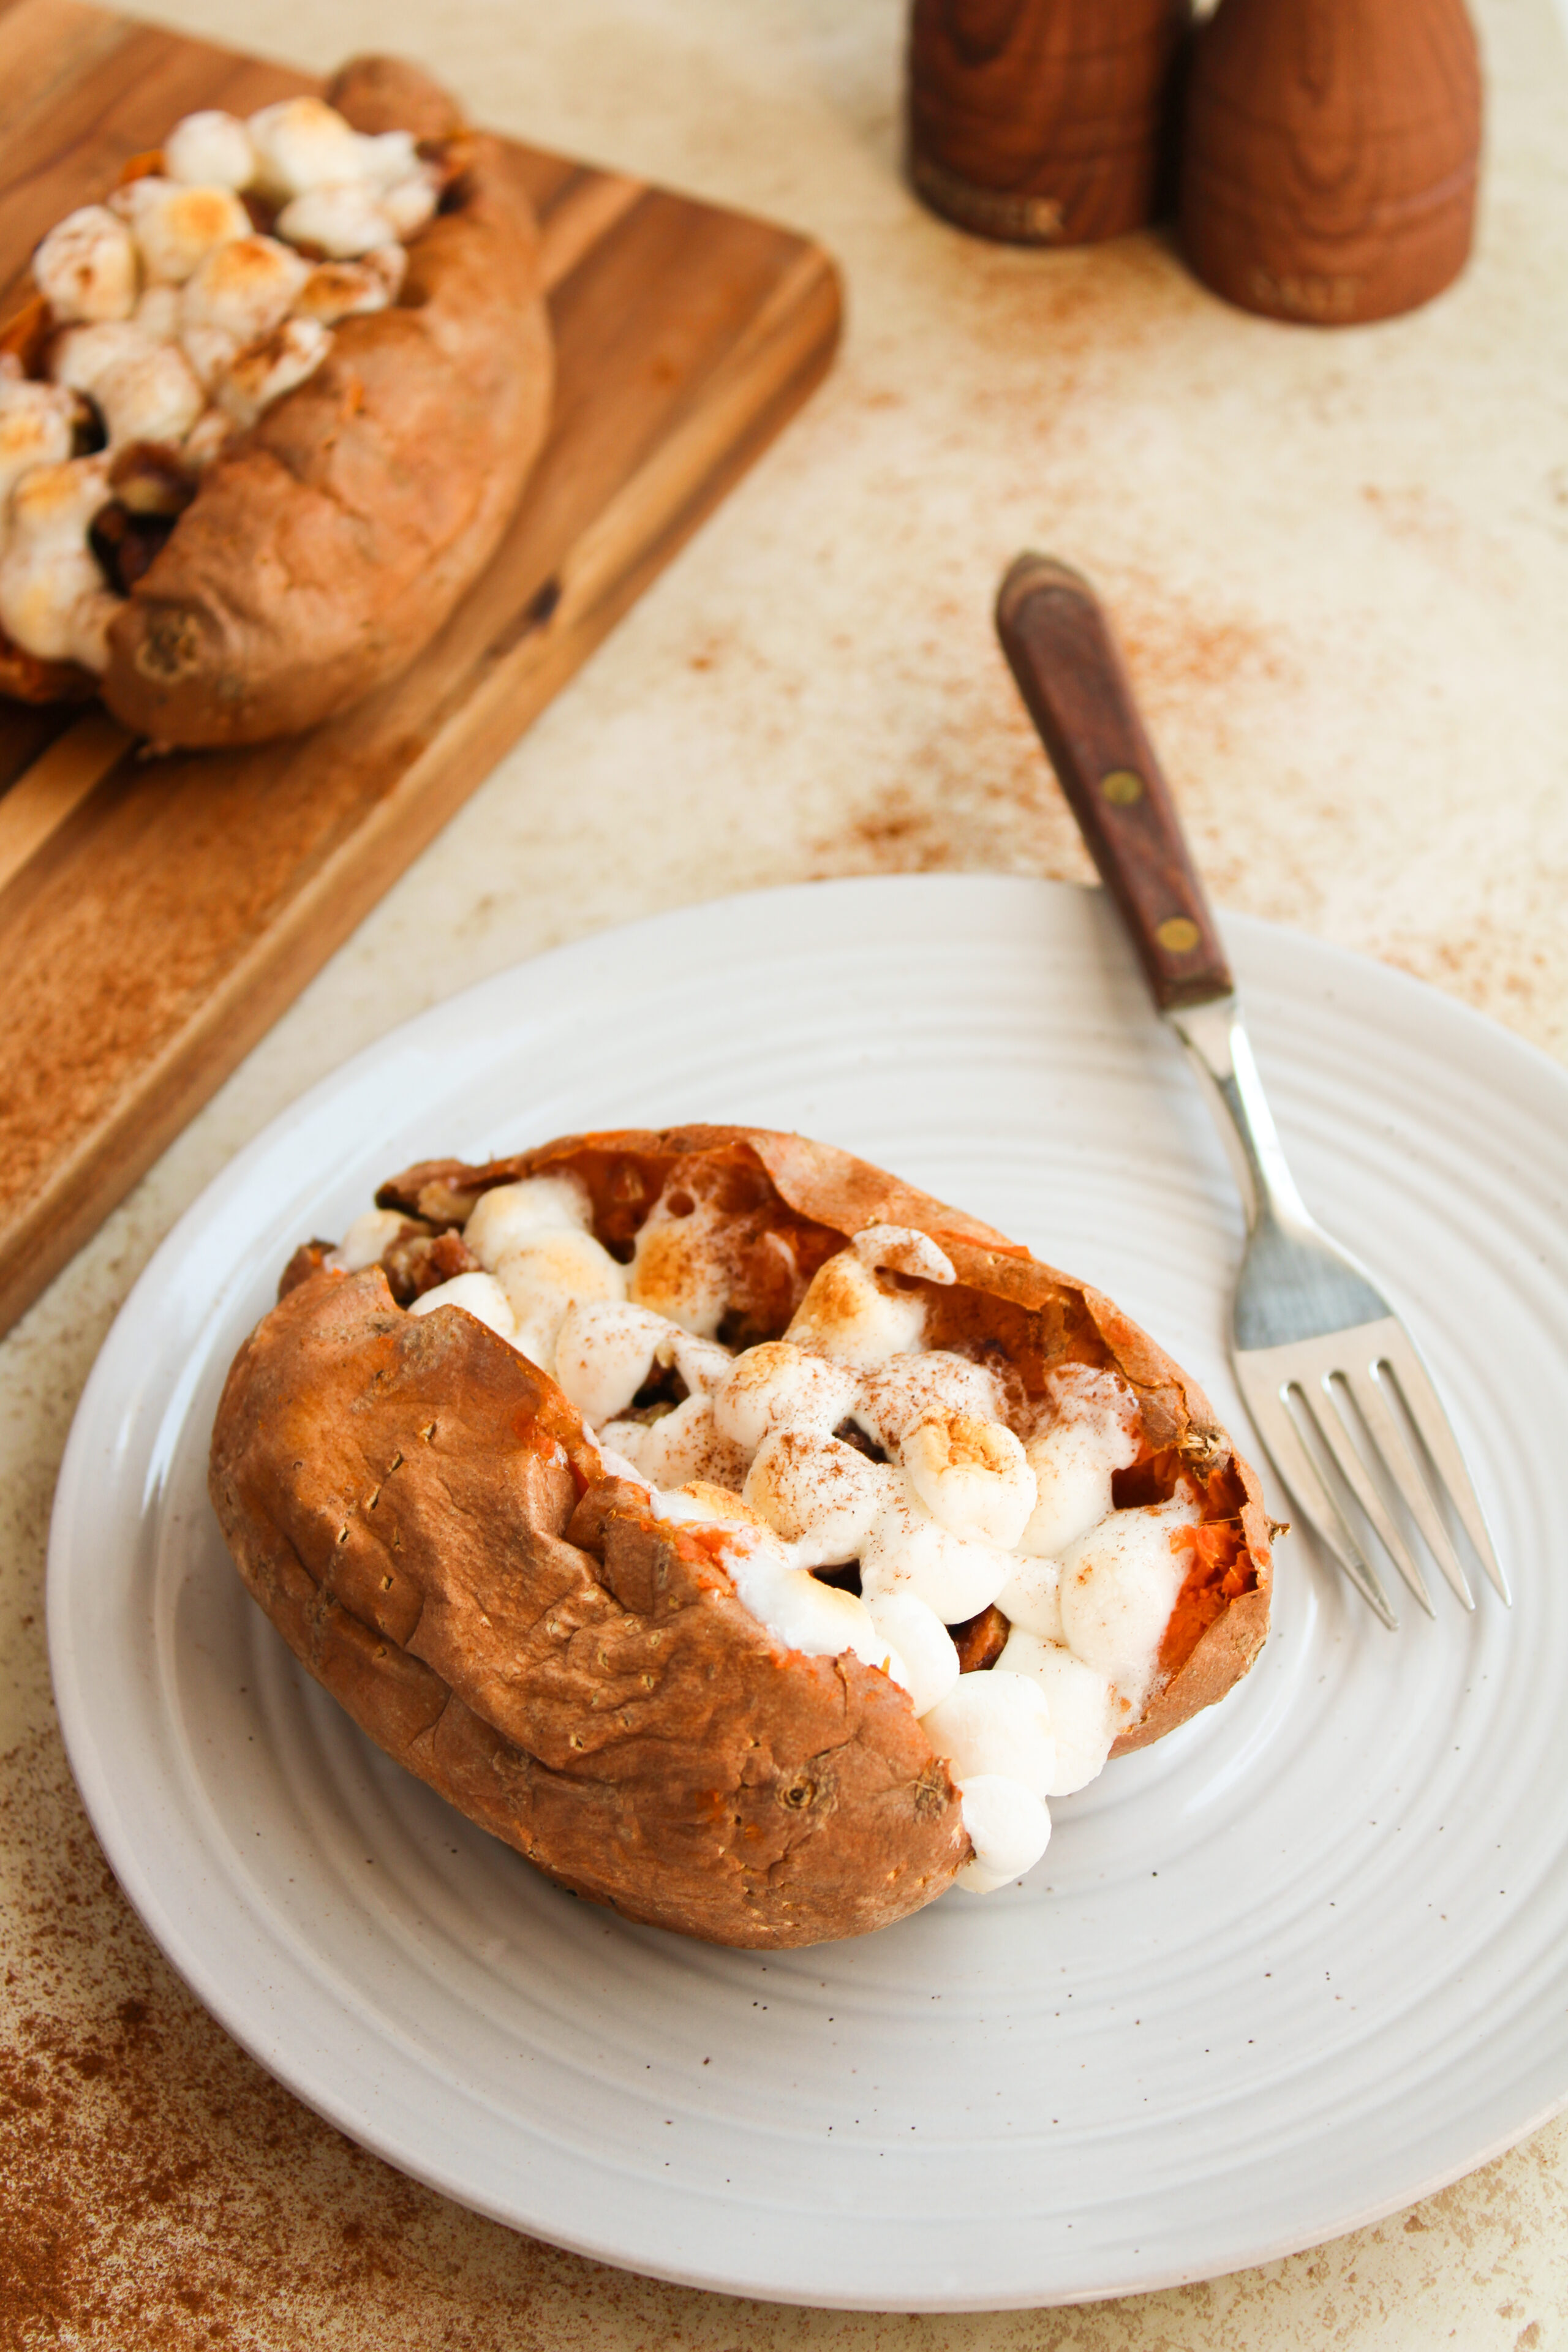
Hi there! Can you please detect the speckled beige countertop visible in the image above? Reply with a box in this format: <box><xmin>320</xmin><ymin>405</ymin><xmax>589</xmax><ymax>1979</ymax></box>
<box><xmin>4</xmin><ymin>0</ymin><xmax>1568</xmax><ymax>2343</ymax></box>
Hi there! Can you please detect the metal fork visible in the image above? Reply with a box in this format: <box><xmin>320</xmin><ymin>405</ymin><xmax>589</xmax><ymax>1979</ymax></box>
<box><xmin>995</xmin><ymin>553</ymin><xmax>1509</xmax><ymax>1627</ymax></box>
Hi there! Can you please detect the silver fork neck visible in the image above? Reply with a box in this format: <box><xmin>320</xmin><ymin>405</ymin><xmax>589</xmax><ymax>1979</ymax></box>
<box><xmin>1163</xmin><ymin>995</ymin><xmax>1315</xmax><ymax>1239</ymax></box>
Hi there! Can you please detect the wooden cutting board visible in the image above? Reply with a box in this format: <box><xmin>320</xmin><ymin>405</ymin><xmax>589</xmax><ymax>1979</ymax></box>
<box><xmin>0</xmin><ymin>0</ymin><xmax>841</xmax><ymax>1340</ymax></box>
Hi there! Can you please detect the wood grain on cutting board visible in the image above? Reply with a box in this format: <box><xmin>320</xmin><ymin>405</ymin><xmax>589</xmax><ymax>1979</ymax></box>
<box><xmin>0</xmin><ymin>0</ymin><xmax>841</xmax><ymax>1338</ymax></box>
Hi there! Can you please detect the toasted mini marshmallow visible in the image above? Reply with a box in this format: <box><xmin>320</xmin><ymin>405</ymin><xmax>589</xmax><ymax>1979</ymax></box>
<box><xmin>851</xmin><ymin>1224</ymin><xmax>956</xmax><ymax>1286</ymax></box>
<box><xmin>955</xmin><ymin>1775</ymin><xmax>1052</xmax><ymax>1893</ymax></box>
<box><xmin>785</xmin><ymin>1248</ymin><xmax>925</xmax><ymax>1370</ymax></box>
<box><xmin>325</xmin><ymin>1205</ymin><xmax>410</xmax><ymax>1274</ymax></box>
<box><xmin>995</xmin><ymin>1630</ymin><xmax>1117</xmax><ymax>1795</ymax></box>
<box><xmin>900</xmin><ymin>1414</ymin><xmax>1036</xmax><ymax>1549</ymax></box>
<box><xmin>378</xmin><ymin>168</ymin><xmax>439</xmax><ymax>241</ymax></box>
<box><xmin>292</xmin><ymin>257</ymin><xmax>396</xmax><ymax>324</ymax></box>
<box><xmin>164</xmin><ymin>109</ymin><xmax>257</xmax><ymax>190</ymax></box>
<box><xmin>183</xmin><ymin>407</ymin><xmax>234</xmax><ymax>467</ymax></box>
<box><xmin>276</xmin><ymin>184</ymin><xmax>393</xmax><ymax>260</ymax></box>
<box><xmin>363</xmin><ymin>243</ymin><xmax>409</xmax><ymax>301</ymax></box>
<box><xmin>355</xmin><ymin>129</ymin><xmax>421</xmax><ymax>190</ymax></box>
<box><xmin>850</xmin><ymin>1350</ymin><xmax>1000</xmax><ymax>1451</ymax></box>
<box><xmin>861</xmin><ymin>1588</ymin><xmax>960</xmax><ymax>1717</ymax></box>
<box><xmin>0</xmin><ymin>454</ymin><xmax>116</xmax><ymax>669</ymax></box>
<box><xmin>0</xmin><ymin>377</ymin><xmax>78</xmax><ymax>505</ymax></box>
<box><xmin>742</xmin><ymin>1428</ymin><xmax>894</xmax><ymax>1567</ymax></box>
<box><xmin>213</xmin><ymin>315</ymin><xmax>331</xmax><ymax>427</ymax></box>
<box><xmin>182</xmin><ymin>235</ymin><xmax>310</xmax><ymax>343</ymax></box>
<box><xmin>118</xmin><ymin>178</ymin><xmax>250</xmax><ymax>284</ymax></box>
<box><xmin>600</xmin><ymin>1393</ymin><xmax>744</xmax><ymax>1490</ymax></box>
<box><xmin>133</xmin><ymin>282</ymin><xmax>182</xmax><ymax>340</ymax></box>
<box><xmin>1018</xmin><ymin>1365</ymin><xmax>1142</xmax><ymax>1558</ymax></box>
<box><xmin>246</xmin><ymin>98</ymin><xmax>370</xmax><ymax>201</ymax></box>
<box><xmin>712</xmin><ymin>1340</ymin><xmax>858</xmax><ymax>1453</ymax></box>
<box><xmin>627</xmin><ymin>1189</ymin><xmax>731</xmax><ymax>1338</ymax></box>
<box><xmin>1056</xmin><ymin>1490</ymin><xmax>1202</xmax><ymax>1713</ymax></box>
<box><xmin>50</xmin><ymin>320</ymin><xmax>146</xmax><ymax>395</ymax></box>
<box><xmin>91</xmin><ymin>341</ymin><xmax>203</xmax><ymax>448</ymax></box>
<box><xmin>722</xmin><ymin>1530</ymin><xmax>900</xmax><ymax>1673</ymax></box>
<box><xmin>922</xmin><ymin>1670</ymin><xmax>1056</xmax><ymax>1798</ymax></box>
<box><xmin>463</xmin><ymin>1175</ymin><xmax>593</xmax><ymax>1268</ymax></box>
<box><xmin>994</xmin><ymin>1551</ymin><xmax>1065</xmax><ymax>1643</ymax></box>
<box><xmin>552</xmin><ymin>1300</ymin><xmax>670</xmax><ymax>1423</ymax></box>
<box><xmin>407</xmin><ymin>1270</ymin><xmax>517</xmax><ymax>1342</ymax></box>
<box><xmin>492</xmin><ymin>1227</ymin><xmax>628</xmax><ymax>1375</ymax></box>
<box><xmin>859</xmin><ymin>1489</ymin><xmax>1013</xmax><ymax>1624</ymax></box>
<box><xmin>32</xmin><ymin>205</ymin><xmax>138</xmax><ymax>325</ymax></box>
<box><xmin>657</xmin><ymin>1480</ymin><xmax>768</xmax><ymax>1534</ymax></box>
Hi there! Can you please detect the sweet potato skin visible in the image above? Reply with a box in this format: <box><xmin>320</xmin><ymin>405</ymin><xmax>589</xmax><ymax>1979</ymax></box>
<box><xmin>209</xmin><ymin>1265</ymin><xmax>968</xmax><ymax>1948</ymax></box>
<box><xmin>210</xmin><ymin>1125</ymin><xmax>1271</xmax><ymax>1948</ymax></box>
<box><xmin>97</xmin><ymin>58</ymin><xmax>552</xmax><ymax>747</ymax></box>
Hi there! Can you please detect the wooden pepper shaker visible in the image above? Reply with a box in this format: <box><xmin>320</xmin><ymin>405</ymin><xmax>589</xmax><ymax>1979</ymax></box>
<box><xmin>907</xmin><ymin>0</ymin><xmax>1193</xmax><ymax>246</ymax></box>
<box><xmin>1180</xmin><ymin>0</ymin><xmax>1482</xmax><ymax>324</ymax></box>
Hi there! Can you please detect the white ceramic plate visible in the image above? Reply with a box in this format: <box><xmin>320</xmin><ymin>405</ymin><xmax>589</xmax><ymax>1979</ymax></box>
<box><xmin>48</xmin><ymin>876</ymin><xmax>1568</xmax><ymax>2312</ymax></box>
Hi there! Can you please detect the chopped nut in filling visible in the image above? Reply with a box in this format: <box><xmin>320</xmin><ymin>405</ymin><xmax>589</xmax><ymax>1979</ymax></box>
<box><xmin>0</xmin><ymin>96</ymin><xmax>461</xmax><ymax>673</ymax></box>
<box><xmin>311</xmin><ymin>1164</ymin><xmax>1243</xmax><ymax>1901</ymax></box>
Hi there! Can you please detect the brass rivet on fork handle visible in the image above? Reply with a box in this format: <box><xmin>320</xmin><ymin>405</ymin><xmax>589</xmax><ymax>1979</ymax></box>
<box><xmin>994</xmin><ymin>550</ymin><xmax>1510</xmax><ymax>1627</ymax></box>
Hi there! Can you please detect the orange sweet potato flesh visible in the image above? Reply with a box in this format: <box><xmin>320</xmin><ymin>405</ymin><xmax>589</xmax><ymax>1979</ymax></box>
<box><xmin>95</xmin><ymin>57</ymin><xmax>553</xmax><ymax>747</ymax></box>
<box><xmin>210</xmin><ymin>1125</ymin><xmax>1271</xmax><ymax>1950</ymax></box>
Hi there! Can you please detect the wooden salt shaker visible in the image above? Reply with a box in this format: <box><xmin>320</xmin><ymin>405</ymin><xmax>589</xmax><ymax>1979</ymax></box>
<box><xmin>907</xmin><ymin>0</ymin><xmax>1193</xmax><ymax>246</ymax></box>
<box><xmin>1180</xmin><ymin>0</ymin><xmax>1482</xmax><ymax>324</ymax></box>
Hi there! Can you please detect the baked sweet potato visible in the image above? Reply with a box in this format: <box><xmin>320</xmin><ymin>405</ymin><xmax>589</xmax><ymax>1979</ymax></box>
<box><xmin>210</xmin><ymin>1126</ymin><xmax>1273</xmax><ymax>1948</ymax></box>
<box><xmin>0</xmin><ymin>56</ymin><xmax>552</xmax><ymax>746</ymax></box>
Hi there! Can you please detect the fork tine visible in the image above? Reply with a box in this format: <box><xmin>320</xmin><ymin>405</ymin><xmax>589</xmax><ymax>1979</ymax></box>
<box><xmin>1234</xmin><ymin>1361</ymin><xmax>1398</xmax><ymax>1629</ymax></box>
<box><xmin>1340</xmin><ymin>1362</ymin><xmax>1474</xmax><ymax>1610</ymax></box>
<box><xmin>1364</xmin><ymin>1328</ymin><xmax>1509</xmax><ymax>1603</ymax></box>
<box><xmin>1311</xmin><ymin>1372</ymin><xmax>1437</xmax><ymax>1617</ymax></box>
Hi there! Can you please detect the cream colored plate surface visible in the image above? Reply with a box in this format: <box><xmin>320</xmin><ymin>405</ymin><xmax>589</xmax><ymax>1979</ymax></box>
<box><xmin>47</xmin><ymin>876</ymin><xmax>1568</xmax><ymax>2310</ymax></box>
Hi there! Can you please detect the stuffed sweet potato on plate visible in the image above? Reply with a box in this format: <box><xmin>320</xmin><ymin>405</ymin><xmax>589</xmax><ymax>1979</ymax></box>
<box><xmin>0</xmin><ymin>55</ymin><xmax>552</xmax><ymax>745</ymax></box>
<box><xmin>209</xmin><ymin>1125</ymin><xmax>1273</xmax><ymax>1949</ymax></box>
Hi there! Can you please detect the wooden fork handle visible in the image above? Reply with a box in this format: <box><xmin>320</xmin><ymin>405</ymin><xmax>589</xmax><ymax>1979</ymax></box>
<box><xmin>995</xmin><ymin>552</ymin><xmax>1233</xmax><ymax>1011</ymax></box>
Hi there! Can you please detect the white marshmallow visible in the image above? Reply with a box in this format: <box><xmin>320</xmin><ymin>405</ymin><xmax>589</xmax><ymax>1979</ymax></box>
<box><xmin>178</xmin><ymin>324</ymin><xmax>239</xmax><ymax>393</ymax></box>
<box><xmin>955</xmin><ymin>1775</ymin><xmax>1052</xmax><ymax>1893</ymax></box>
<box><xmin>627</xmin><ymin>1190</ymin><xmax>731</xmax><ymax>1338</ymax></box>
<box><xmin>183</xmin><ymin>407</ymin><xmax>234</xmax><ymax>467</ymax></box>
<box><xmin>117</xmin><ymin>179</ymin><xmax>249</xmax><ymax>284</ymax></box>
<box><xmin>246</xmin><ymin>98</ymin><xmax>371</xmax><ymax>201</ymax></box>
<box><xmin>1056</xmin><ymin>1492</ymin><xmax>1202</xmax><ymax>1714</ymax></box>
<box><xmin>293</xmin><ymin>256</ymin><xmax>396</xmax><ymax>324</ymax></box>
<box><xmin>0</xmin><ymin>378</ymin><xmax>77</xmax><ymax>505</ymax></box>
<box><xmin>859</xmin><ymin>1488</ymin><xmax>1013</xmax><ymax>1624</ymax></box>
<box><xmin>921</xmin><ymin>1670</ymin><xmax>1057</xmax><ymax>1798</ymax></box>
<box><xmin>276</xmin><ymin>183</ymin><xmax>395</xmax><ymax>260</ymax></box>
<box><xmin>133</xmin><ymin>282</ymin><xmax>182</xmax><ymax>339</ymax></box>
<box><xmin>995</xmin><ymin>1551</ymin><xmax>1065</xmax><ymax>1643</ymax></box>
<box><xmin>711</xmin><ymin>1340</ymin><xmax>858</xmax><ymax>1453</ymax></box>
<box><xmin>722</xmin><ymin>1531</ymin><xmax>899</xmax><ymax>1675</ymax></box>
<box><xmin>785</xmin><ymin>1248</ymin><xmax>926</xmax><ymax>1370</ymax></box>
<box><xmin>32</xmin><ymin>205</ymin><xmax>138</xmax><ymax>324</ymax></box>
<box><xmin>463</xmin><ymin>1175</ymin><xmax>593</xmax><ymax>1269</ymax></box>
<box><xmin>851</xmin><ymin>1223</ymin><xmax>956</xmax><ymax>1285</ymax></box>
<box><xmin>164</xmin><ymin>110</ymin><xmax>257</xmax><ymax>190</ymax></box>
<box><xmin>213</xmin><ymin>314</ymin><xmax>331</xmax><ymax>426</ymax></box>
<box><xmin>0</xmin><ymin>454</ymin><xmax>116</xmax><ymax>669</ymax></box>
<box><xmin>742</xmin><ymin>1428</ymin><xmax>894</xmax><ymax>1568</ymax></box>
<box><xmin>552</xmin><ymin>1300</ymin><xmax>670</xmax><ymax>1423</ymax></box>
<box><xmin>355</xmin><ymin>129</ymin><xmax>421</xmax><ymax>191</ymax></box>
<box><xmin>181</xmin><ymin>236</ymin><xmax>309</xmax><ymax>343</ymax></box>
<box><xmin>850</xmin><ymin>1350</ymin><xmax>1000</xmax><ymax>1450</ymax></box>
<box><xmin>995</xmin><ymin>1630</ymin><xmax>1117</xmax><ymax>1795</ymax></box>
<box><xmin>492</xmin><ymin>1227</ymin><xmax>628</xmax><ymax>1375</ymax></box>
<box><xmin>49</xmin><ymin>321</ymin><xmax>147</xmax><ymax>396</ymax></box>
<box><xmin>600</xmin><ymin>1393</ymin><xmax>742</xmax><ymax>1489</ymax></box>
<box><xmin>862</xmin><ymin>1588</ymin><xmax>960</xmax><ymax>1716</ymax></box>
<box><xmin>91</xmin><ymin>340</ymin><xmax>203</xmax><ymax>448</ymax></box>
<box><xmin>407</xmin><ymin>1270</ymin><xmax>517</xmax><ymax>1342</ymax></box>
<box><xmin>900</xmin><ymin>1413</ymin><xmax>1036</xmax><ymax>1549</ymax></box>
<box><xmin>377</xmin><ymin>169</ymin><xmax>439</xmax><ymax>241</ymax></box>
<box><xmin>1018</xmin><ymin>1365</ymin><xmax>1142</xmax><ymax>1558</ymax></box>
<box><xmin>325</xmin><ymin>1205</ymin><xmax>409</xmax><ymax>1273</ymax></box>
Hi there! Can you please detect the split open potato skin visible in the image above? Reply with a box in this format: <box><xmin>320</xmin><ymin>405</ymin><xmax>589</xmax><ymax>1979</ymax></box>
<box><xmin>209</xmin><ymin>1126</ymin><xmax>1273</xmax><ymax>1949</ymax></box>
<box><xmin>79</xmin><ymin>56</ymin><xmax>551</xmax><ymax>747</ymax></box>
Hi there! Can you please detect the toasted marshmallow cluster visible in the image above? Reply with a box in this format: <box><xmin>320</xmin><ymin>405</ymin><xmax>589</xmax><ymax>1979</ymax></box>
<box><xmin>0</xmin><ymin>96</ymin><xmax>443</xmax><ymax>668</ymax></box>
<box><xmin>333</xmin><ymin>1175</ymin><xmax>1216</xmax><ymax>1899</ymax></box>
